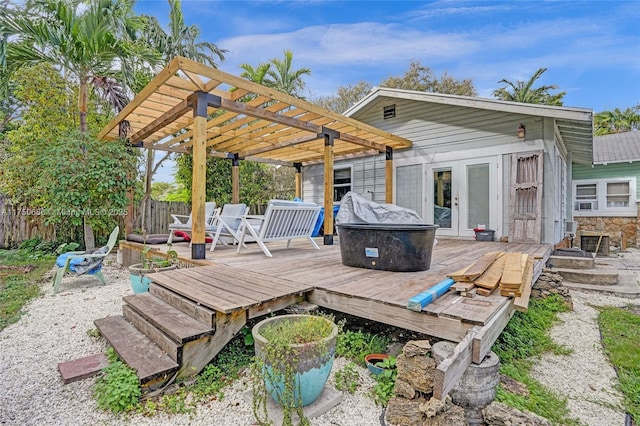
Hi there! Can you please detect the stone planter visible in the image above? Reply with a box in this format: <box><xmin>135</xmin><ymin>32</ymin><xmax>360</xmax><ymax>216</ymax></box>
<box><xmin>128</xmin><ymin>263</ymin><xmax>177</xmax><ymax>294</ymax></box>
<box><xmin>252</xmin><ymin>314</ymin><xmax>338</xmax><ymax>407</ymax></box>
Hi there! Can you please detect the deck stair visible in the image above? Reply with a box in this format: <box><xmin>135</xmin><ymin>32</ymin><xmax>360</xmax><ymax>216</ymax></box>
<box><xmin>94</xmin><ymin>264</ymin><xmax>314</xmax><ymax>391</ymax></box>
<box><xmin>547</xmin><ymin>253</ymin><xmax>618</xmax><ymax>286</ymax></box>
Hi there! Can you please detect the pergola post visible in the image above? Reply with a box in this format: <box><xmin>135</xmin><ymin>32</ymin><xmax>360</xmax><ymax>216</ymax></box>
<box><xmin>385</xmin><ymin>146</ymin><xmax>394</xmax><ymax>204</ymax></box>
<box><xmin>294</xmin><ymin>162</ymin><xmax>302</xmax><ymax>199</ymax></box>
<box><xmin>322</xmin><ymin>128</ymin><xmax>339</xmax><ymax>245</ymax></box>
<box><xmin>231</xmin><ymin>154</ymin><xmax>240</xmax><ymax>204</ymax></box>
<box><xmin>188</xmin><ymin>91</ymin><xmax>221</xmax><ymax>259</ymax></box>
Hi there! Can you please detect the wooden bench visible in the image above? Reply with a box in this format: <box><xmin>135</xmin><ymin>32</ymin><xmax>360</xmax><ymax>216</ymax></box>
<box><xmin>237</xmin><ymin>200</ymin><xmax>321</xmax><ymax>257</ymax></box>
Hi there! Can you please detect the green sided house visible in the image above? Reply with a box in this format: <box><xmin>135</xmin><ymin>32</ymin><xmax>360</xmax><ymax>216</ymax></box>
<box><xmin>572</xmin><ymin>131</ymin><xmax>640</xmax><ymax>248</ymax></box>
<box><xmin>301</xmin><ymin>88</ymin><xmax>594</xmax><ymax>245</ymax></box>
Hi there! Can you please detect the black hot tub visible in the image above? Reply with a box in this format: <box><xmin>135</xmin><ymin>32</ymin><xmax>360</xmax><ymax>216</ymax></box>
<box><xmin>336</xmin><ymin>223</ymin><xmax>439</xmax><ymax>272</ymax></box>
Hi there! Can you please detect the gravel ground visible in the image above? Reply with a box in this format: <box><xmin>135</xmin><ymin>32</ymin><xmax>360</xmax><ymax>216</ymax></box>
<box><xmin>1</xmin><ymin>250</ymin><xmax>638</xmax><ymax>426</ymax></box>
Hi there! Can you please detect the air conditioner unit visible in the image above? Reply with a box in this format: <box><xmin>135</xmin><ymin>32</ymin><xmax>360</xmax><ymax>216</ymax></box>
<box><xmin>565</xmin><ymin>221</ymin><xmax>577</xmax><ymax>234</ymax></box>
<box><xmin>576</xmin><ymin>201</ymin><xmax>595</xmax><ymax>211</ymax></box>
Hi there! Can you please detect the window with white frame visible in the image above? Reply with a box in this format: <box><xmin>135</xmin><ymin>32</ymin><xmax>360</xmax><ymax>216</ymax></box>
<box><xmin>334</xmin><ymin>167</ymin><xmax>352</xmax><ymax>202</ymax></box>
<box><xmin>573</xmin><ymin>178</ymin><xmax>636</xmax><ymax>216</ymax></box>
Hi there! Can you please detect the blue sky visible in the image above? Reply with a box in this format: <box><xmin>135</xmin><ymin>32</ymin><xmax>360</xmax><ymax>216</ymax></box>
<box><xmin>134</xmin><ymin>0</ymin><xmax>640</xmax><ymax>182</ymax></box>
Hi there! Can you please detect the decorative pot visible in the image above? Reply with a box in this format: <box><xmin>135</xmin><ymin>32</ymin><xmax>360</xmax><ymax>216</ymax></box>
<box><xmin>128</xmin><ymin>263</ymin><xmax>177</xmax><ymax>293</ymax></box>
<box><xmin>364</xmin><ymin>353</ymin><xmax>390</xmax><ymax>376</ymax></box>
<box><xmin>252</xmin><ymin>314</ymin><xmax>338</xmax><ymax>407</ymax></box>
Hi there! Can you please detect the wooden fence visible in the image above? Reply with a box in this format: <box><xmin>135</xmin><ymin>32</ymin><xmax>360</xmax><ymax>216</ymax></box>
<box><xmin>0</xmin><ymin>196</ymin><xmax>190</xmax><ymax>249</ymax></box>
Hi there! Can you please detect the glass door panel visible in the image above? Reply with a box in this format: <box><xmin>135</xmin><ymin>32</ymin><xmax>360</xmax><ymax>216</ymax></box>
<box><xmin>433</xmin><ymin>168</ymin><xmax>452</xmax><ymax>229</ymax></box>
<box><xmin>466</xmin><ymin>163</ymin><xmax>490</xmax><ymax>229</ymax></box>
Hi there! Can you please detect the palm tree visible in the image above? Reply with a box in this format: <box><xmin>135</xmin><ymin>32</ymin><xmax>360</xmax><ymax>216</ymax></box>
<box><xmin>594</xmin><ymin>107</ymin><xmax>640</xmax><ymax>135</ymax></box>
<box><xmin>142</xmin><ymin>0</ymin><xmax>227</xmax><ymax>68</ymax></box>
<box><xmin>264</xmin><ymin>49</ymin><xmax>311</xmax><ymax>99</ymax></box>
<box><xmin>493</xmin><ymin>67</ymin><xmax>565</xmax><ymax>106</ymax></box>
<box><xmin>137</xmin><ymin>0</ymin><xmax>228</xmax><ymax>232</ymax></box>
<box><xmin>0</xmin><ymin>0</ymin><xmax>157</xmax><ymax>247</ymax></box>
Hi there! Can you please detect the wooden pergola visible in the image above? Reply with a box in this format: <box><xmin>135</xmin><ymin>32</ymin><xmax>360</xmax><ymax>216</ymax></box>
<box><xmin>99</xmin><ymin>56</ymin><xmax>412</xmax><ymax>259</ymax></box>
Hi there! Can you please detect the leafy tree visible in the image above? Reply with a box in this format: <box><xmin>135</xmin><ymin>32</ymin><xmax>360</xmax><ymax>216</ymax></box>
<box><xmin>0</xmin><ymin>0</ymin><xmax>157</xmax><ymax>247</ymax></box>
<box><xmin>1</xmin><ymin>63</ymin><xmax>138</xmax><ymax>244</ymax></box>
<box><xmin>380</xmin><ymin>60</ymin><xmax>477</xmax><ymax>96</ymax></box>
<box><xmin>594</xmin><ymin>106</ymin><xmax>640</xmax><ymax>135</ymax></box>
<box><xmin>314</xmin><ymin>81</ymin><xmax>373</xmax><ymax>113</ymax></box>
<box><xmin>493</xmin><ymin>67</ymin><xmax>565</xmax><ymax>106</ymax></box>
<box><xmin>37</xmin><ymin>133</ymin><xmax>138</xmax><ymax>241</ymax></box>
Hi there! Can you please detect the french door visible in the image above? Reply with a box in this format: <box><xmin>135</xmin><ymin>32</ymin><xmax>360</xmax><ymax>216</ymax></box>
<box><xmin>426</xmin><ymin>157</ymin><xmax>499</xmax><ymax>237</ymax></box>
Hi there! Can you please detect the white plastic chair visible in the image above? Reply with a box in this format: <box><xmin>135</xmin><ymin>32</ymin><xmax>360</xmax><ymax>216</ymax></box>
<box><xmin>206</xmin><ymin>203</ymin><xmax>250</xmax><ymax>252</ymax></box>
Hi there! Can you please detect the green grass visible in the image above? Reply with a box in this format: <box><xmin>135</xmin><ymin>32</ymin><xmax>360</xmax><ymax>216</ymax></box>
<box><xmin>596</xmin><ymin>305</ymin><xmax>640</xmax><ymax>424</ymax></box>
<box><xmin>0</xmin><ymin>246</ymin><xmax>55</xmax><ymax>331</ymax></box>
<box><xmin>492</xmin><ymin>294</ymin><xmax>580</xmax><ymax>425</ymax></box>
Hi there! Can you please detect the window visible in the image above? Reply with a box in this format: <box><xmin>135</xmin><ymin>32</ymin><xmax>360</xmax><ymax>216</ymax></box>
<box><xmin>573</xmin><ymin>178</ymin><xmax>636</xmax><ymax>216</ymax></box>
<box><xmin>334</xmin><ymin>167</ymin><xmax>352</xmax><ymax>202</ymax></box>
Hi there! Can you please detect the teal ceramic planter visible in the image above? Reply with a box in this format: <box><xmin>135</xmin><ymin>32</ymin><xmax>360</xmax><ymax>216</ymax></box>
<box><xmin>252</xmin><ymin>314</ymin><xmax>338</xmax><ymax>407</ymax></box>
<box><xmin>128</xmin><ymin>264</ymin><xmax>176</xmax><ymax>294</ymax></box>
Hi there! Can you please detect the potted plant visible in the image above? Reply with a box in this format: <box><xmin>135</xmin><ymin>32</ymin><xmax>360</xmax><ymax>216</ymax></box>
<box><xmin>251</xmin><ymin>314</ymin><xmax>338</xmax><ymax>425</ymax></box>
<box><xmin>129</xmin><ymin>245</ymin><xmax>178</xmax><ymax>294</ymax></box>
<box><xmin>365</xmin><ymin>353</ymin><xmax>396</xmax><ymax>377</ymax></box>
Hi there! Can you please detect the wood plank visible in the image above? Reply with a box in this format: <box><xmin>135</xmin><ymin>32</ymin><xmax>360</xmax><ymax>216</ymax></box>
<box><xmin>433</xmin><ymin>331</ymin><xmax>475</xmax><ymax>399</ymax></box>
<box><xmin>308</xmin><ymin>289</ymin><xmax>471</xmax><ymax>342</ymax></box>
<box><xmin>514</xmin><ymin>255</ymin><xmax>535</xmax><ymax>312</ymax></box>
<box><xmin>458</xmin><ymin>252</ymin><xmax>504</xmax><ymax>281</ymax></box>
<box><xmin>439</xmin><ymin>292</ymin><xmax>509</xmax><ymax>325</ymax></box>
<box><xmin>452</xmin><ymin>281</ymin><xmax>475</xmax><ymax>292</ymax></box>
<box><xmin>58</xmin><ymin>353</ymin><xmax>109</xmax><ymax>384</ymax></box>
<box><xmin>149</xmin><ymin>283</ymin><xmax>215</xmax><ymax>327</ymax></box>
<box><xmin>150</xmin><ymin>269</ymin><xmax>259</xmax><ymax>312</ymax></box>
<box><xmin>179</xmin><ymin>310</ymin><xmax>246</xmax><ymax>378</ymax></box>
<box><xmin>476</xmin><ymin>287</ymin><xmax>496</xmax><ymax>297</ymax></box>
<box><xmin>474</xmin><ymin>255</ymin><xmax>506</xmax><ymax>289</ymax></box>
<box><xmin>122</xmin><ymin>305</ymin><xmax>180</xmax><ymax>362</ymax></box>
<box><xmin>123</xmin><ymin>293</ymin><xmax>214</xmax><ymax>343</ymax></box>
<box><xmin>500</xmin><ymin>252</ymin><xmax>525</xmax><ymax>285</ymax></box>
<box><xmin>472</xmin><ymin>301</ymin><xmax>516</xmax><ymax>363</ymax></box>
<box><xmin>94</xmin><ymin>315</ymin><xmax>178</xmax><ymax>383</ymax></box>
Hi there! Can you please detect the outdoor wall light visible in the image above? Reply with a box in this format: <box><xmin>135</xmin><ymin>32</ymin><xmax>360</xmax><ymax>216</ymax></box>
<box><xmin>517</xmin><ymin>123</ymin><xmax>526</xmax><ymax>138</ymax></box>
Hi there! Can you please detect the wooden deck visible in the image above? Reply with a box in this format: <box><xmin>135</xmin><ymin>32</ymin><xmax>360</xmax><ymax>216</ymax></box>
<box><xmin>122</xmin><ymin>237</ymin><xmax>552</xmax><ymax>397</ymax></box>
<box><xmin>139</xmin><ymin>238</ymin><xmax>550</xmax><ymax>338</ymax></box>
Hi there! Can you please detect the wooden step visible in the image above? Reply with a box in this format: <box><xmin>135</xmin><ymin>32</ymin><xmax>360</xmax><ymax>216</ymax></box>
<box><xmin>94</xmin><ymin>315</ymin><xmax>178</xmax><ymax>386</ymax></box>
<box><xmin>149</xmin><ymin>283</ymin><xmax>215</xmax><ymax>327</ymax></box>
<box><xmin>122</xmin><ymin>305</ymin><xmax>180</xmax><ymax>363</ymax></box>
<box><xmin>123</xmin><ymin>293</ymin><xmax>214</xmax><ymax>343</ymax></box>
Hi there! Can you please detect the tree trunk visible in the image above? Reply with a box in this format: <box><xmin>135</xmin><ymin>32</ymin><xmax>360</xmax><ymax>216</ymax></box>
<box><xmin>140</xmin><ymin>148</ymin><xmax>154</xmax><ymax>233</ymax></box>
<box><xmin>78</xmin><ymin>79</ymin><xmax>94</xmax><ymax>248</ymax></box>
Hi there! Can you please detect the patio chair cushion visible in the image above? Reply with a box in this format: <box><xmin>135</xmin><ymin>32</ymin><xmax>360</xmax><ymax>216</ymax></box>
<box><xmin>126</xmin><ymin>233</ymin><xmax>185</xmax><ymax>244</ymax></box>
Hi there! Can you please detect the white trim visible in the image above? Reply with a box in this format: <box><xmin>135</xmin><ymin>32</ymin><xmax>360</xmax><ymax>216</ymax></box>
<box><xmin>333</xmin><ymin>164</ymin><xmax>353</xmax><ymax>203</ymax></box>
<box><xmin>393</xmin><ymin>140</ymin><xmax>544</xmax><ymax>168</ymax></box>
<box><xmin>345</xmin><ymin>87</ymin><xmax>593</xmax><ymax>121</ymax></box>
<box><xmin>573</xmin><ymin>177</ymin><xmax>637</xmax><ymax>217</ymax></box>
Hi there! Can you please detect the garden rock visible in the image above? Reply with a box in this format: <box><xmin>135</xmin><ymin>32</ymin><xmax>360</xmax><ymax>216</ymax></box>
<box><xmin>483</xmin><ymin>401</ymin><xmax>552</xmax><ymax>426</ymax></box>
<box><xmin>396</xmin><ymin>340</ymin><xmax>435</xmax><ymax>393</ymax></box>
<box><xmin>385</xmin><ymin>396</ymin><xmax>429</xmax><ymax>425</ymax></box>
<box><xmin>533</xmin><ymin>272</ymin><xmax>573</xmax><ymax>308</ymax></box>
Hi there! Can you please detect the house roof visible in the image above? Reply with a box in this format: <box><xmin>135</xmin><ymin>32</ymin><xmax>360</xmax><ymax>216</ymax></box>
<box><xmin>345</xmin><ymin>87</ymin><xmax>594</xmax><ymax>164</ymax></box>
<box><xmin>98</xmin><ymin>57</ymin><xmax>411</xmax><ymax>166</ymax></box>
<box><xmin>593</xmin><ymin>131</ymin><xmax>640</xmax><ymax>164</ymax></box>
